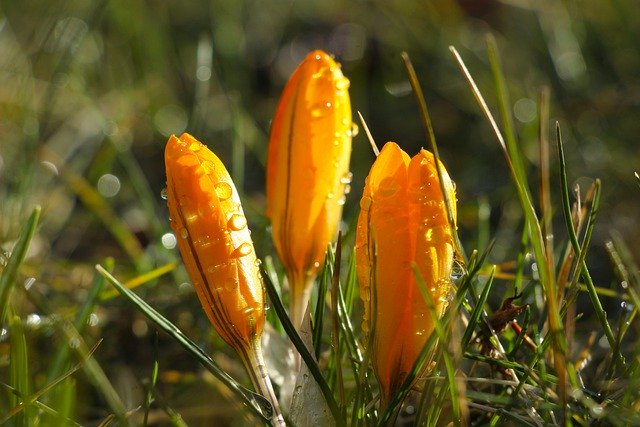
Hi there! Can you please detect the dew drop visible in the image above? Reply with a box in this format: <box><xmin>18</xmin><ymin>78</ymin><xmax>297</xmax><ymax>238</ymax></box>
<box><xmin>160</xmin><ymin>188</ymin><xmax>168</xmax><ymax>200</ymax></box>
<box><xmin>335</xmin><ymin>76</ymin><xmax>350</xmax><ymax>91</ymax></box>
<box><xmin>344</xmin><ymin>184</ymin><xmax>351</xmax><ymax>195</ymax></box>
<box><xmin>346</xmin><ymin>123</ymin><xmax>359</xmax><ymax>137</ymax></box>
<box><xmin>232</xmin><ymin>242</ymin><xmax>253</xmax><ymax>257</ymax></box>
<box><xmin>360</xmin><ymin>195</ymin><xmax>372</xmax><ymax>211</ymax></box>
<box><xmin>224</xmin><ymin>277</ymin><xmax>239</xmax><ymax>291</ymax></box>
<box><xmin>311</xmin><ymin>101</ymin><xmax>332</xmax><ymax>118</ymax></box>
<box><xmin>340</xmin><ymin>172</ymin><xmax>353</xmax><ymax>184</ymax></box>
<box><xmin>179</xmin><ymin>228</ymin><xmax>188</xmax><ymax>239</ymax></box>
<box><xmin>243</xmin><ymin>306</ymin><xmax>256</xmax><ymax>316</ymax></box>
<box><xmin>214</xmin><ymin>182</ymin><xmax>233</xmax><ymax>200</ymax></box>
<box><xmin>201</xmin><ymin>161</ymin><xmax>215</xmax><ymax>174</ymax></box>
<box><xmin>378</xmin><ymin>177</ymin><xmax>399</xmax><ymax>197</ymax></box>
<box><xmin>254</xmin><ymin>258</ymin><xmax>262</xmax><ymax>267</ymax></box>
<box><xmin>341</xmin><ymin>118</ymin><xmax>350</xmax><ymax>126</ymax></box>
<box><xmin>337</xmin><ymin>196</ymin><xmax>346</xmax><ymax>206</ymax></box>
<box><xmin>228</xmin><ymin>214</ymin><xmax>247</xmax><ymax>231</ymax></box>
<box><xmin>327</xmin><ymin>192</ymin><xmax>335</xmax><ymax>200</ymax></box>
<box><xmin>362</xmin><ymin>286</ymin><xmax>371</xmax><ymax>302</ymax></box>
<box><xmin>189</xmin><ymin>141</ymin><xmax>201</xmax><ymax>152</ymax></box>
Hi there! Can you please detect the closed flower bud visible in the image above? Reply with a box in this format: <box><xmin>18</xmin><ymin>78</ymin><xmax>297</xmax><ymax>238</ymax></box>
<box><xmin>165</xmin><ymin>133</ymin><xmax>264</xmax><ymax>350</ymax></box>
<box><xmin>165</xmin><ymin>133</ymin><xmax>284</xmax><ymax>426</ymax></box>
<box><xmin>355</xmin><ymin>142</ymin><xmax>457</xmax><ymax>407</ymax></box>
<box><xmin>266</xmin><ymin>50</ymin><xmax>353</xmax><ymax>328</ymax></box>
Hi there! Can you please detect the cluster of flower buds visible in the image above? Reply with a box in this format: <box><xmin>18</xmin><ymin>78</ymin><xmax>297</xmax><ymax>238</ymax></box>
<box><xmin>164</xmin><ymin>49</ymin><xmax>457</xmax><ymax>420</ymax></box>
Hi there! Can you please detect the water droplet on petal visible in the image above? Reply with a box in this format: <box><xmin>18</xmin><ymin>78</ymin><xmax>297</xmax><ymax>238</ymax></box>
<box><xmin>232</xmin><ymin>242</ymin><xmax>253</xmax><ymax>257</ymax></box>
<box><xmin>214</xmin><ymin>182</ymin><xmax>233</xmax><ymax>200</ymax></box>
<box><xmin>160</xmin><ymin>188</ymin><xmax>168</xmax><ymax>200</ymax></box>
<box><xmin>346</xmin><ymin>123</ymin><xmax>359</xmax><ymax>137</ymax></box>
<box><xmin>189</xmin><ymin>141</ymin><xmax>201</xmax><ymax>152</ymax></box>
<box><xmin>340</xmin><ymin>172</ymin><xmax>353</xmax><ymax>184</ymax></box>
<box><xmin>335</xmin><ymin>76</ymin><xmax>350</xmax><ymax>91</ymax></box>
<box><xmin>201</xmin><ymin>161</ymin><xmax>215</xmax><ymax>174</ymax></box>
<box><xmin>228</xmin><ymin>214</ymin><xmax>247</xmax><ymax>231</ymax></box>
<box><xmin>311</xmin><ymin>101</ymin><xmax>332</xmax><ymax>118</ymax></box>
<box><xmin>360</xmin><ymin>195</ymin><xmax>372</xmax><ymax>211</ymax></box>
<box><xmin>179</xmin><ymin>228</ymin><xmax>188</xmax><ymax>239</ymax></box>
<box><xmin>225</xmin><ymin>277</ymin><xmax>239</xmax><ymax>291</ymax></box>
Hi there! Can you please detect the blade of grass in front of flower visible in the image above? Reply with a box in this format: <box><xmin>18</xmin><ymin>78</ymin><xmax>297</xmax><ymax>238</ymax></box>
<box><xmin>556</xmin><ymin>125</ymin><xmax>621</xmax><ymax>370</ymax></box>
<box><xmin>95</xmin><ymin>265</ymin><xmax>272</xmax><ymax>425</ymax></box>
<box><xmin>330</xmin><ymin>234</ymin><xmax>346</xmax><ymax>415</ymax></box>
<box><xmin>606</xmin><ymin>237</ymin><xmax>640</xmax><ymax>345</ymax></box>
<box><xmin>412</xmin><ymin>263</ymin><xmax>465</xmax><ymax>426</ymax></box>
<box><xmin>0</xmin><ymin>206</ymin><xmax>40</xmax><ymax>325</ymax></box>
<box><xmin>260</xmin><ymin>264</ymin><xmax>344</xmax><ymax>426</ymax></box>
<box><xmin>9</xmin><ymin>315</ymin><xmax>31</xmax><ymax>426</ymax></box>
<box><xmin>401</xmin><ymin>51</ymin><xmax>466</xmax><ymax>265</ymax></box>
<box><xmin>313</xmin><ymin>247</ymin><xmax>332</xmax><ymax>359</ymax></box>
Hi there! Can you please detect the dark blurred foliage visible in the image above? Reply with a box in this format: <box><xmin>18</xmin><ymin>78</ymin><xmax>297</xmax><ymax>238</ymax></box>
<box><xmin>1</xmin><ymin>0</ymin><xmax>639</xmax><ymax>424</ymax></box>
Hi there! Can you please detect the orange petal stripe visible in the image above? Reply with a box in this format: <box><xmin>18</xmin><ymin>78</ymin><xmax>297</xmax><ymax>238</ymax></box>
<box><xmin>355</xmin><ymin>142</ymin><xmax>457</xmax><ymax>406</ymax></box>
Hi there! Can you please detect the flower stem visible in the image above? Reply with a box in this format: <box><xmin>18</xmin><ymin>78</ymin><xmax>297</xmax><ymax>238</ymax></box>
<box><xmin>242</xmin><ymin>339</ymin><xmax>286</xmax><ymax>427</ymax></box>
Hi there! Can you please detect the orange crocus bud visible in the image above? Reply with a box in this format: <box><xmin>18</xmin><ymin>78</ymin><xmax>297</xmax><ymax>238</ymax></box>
<box><xmin>355</xmin><ymin>142</ymin><xmax>457</xmax><ymax>408</ymax></box>
<box><xmin>266</xmin><ymin>50</ymin><xmax>353</xmax><ymax>329</ymax></box>
<box><xmin>165</xmin><ymin>133</ymin><xmax>284</xmax><ymax>426</ymax></box>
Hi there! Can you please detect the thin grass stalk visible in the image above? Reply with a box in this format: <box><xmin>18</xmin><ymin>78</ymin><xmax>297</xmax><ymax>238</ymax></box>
<box><xmin>142</xmin><ymin>333</ymin><xmax>159</xmax><ymax>426</ymax></box>
<box><xmin>462</xmin><ymin>266</ymin><xmax>496</xmax><ymax>351</ymax></box>
<box><xmin>331</xmin><ymin>234</ymin><xmax>346</xmax><ymax>415</ymax></box>
<box><xmin>313</xmin><ymin>251</ymin><xmax>331</xmax><ymax>359</ymax></box>
<box><xmin>537</xmin><ymin>87</ymin><xmax>556</xmax><ymax>300</ymax></box>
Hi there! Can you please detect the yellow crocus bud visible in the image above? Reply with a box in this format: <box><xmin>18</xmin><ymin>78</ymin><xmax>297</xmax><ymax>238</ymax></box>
<box><xmin>266</xmin><ymin>50</ymin><xmax>353</xmax><ymax>329</ymax></box>
<box><xmin>355</xmin><ymin>142</ymin><xmax>457</xmax><ymax>408</ymax></box>
<box><xmin>165</xmin><ymin>133</ymin><xmax>284</xmax><ymax>426</ymax></box>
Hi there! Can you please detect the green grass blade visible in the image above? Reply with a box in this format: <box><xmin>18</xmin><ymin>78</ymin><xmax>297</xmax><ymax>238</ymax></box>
<box><xmin>0</xmin><ymin>206</ymin><xmax>40</xmax><ymax>325</ymax></box>
<box><xmin>95</xmin><ymin>264</ymin><xmax>272</xmax><ymax>425</ymax></box>
<box><xmin>556</xmin><ymin>124</ymin><xmax>620</xmax><ymax>369</ymax></box>
<box><xmin>462</xmin><ymin>266</ymin><xmax>496</xmax><ymax>351</ymax></box>
<box><xmin>9</xmin><ymin>315</ymin><xmax>31</xmax><ymax>427</ymax></box>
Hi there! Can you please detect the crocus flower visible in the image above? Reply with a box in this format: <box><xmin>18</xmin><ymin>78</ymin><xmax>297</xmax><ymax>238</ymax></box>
<box><xmin>266</xmin><ymin>50</ymin><xmax>353</xmax><ymax>329</ymax></box>
<box><xmin>165</xmin><ymin>133</ymin><xmax>284</xmax><ymax>426</ymax></box>
<box><xmin>355</xmin><ymin>142</ymin><xmax>457</xmax><ymax>408</ymax></box>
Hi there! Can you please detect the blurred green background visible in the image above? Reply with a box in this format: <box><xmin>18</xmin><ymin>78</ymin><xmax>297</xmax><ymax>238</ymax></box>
<box><xmin>1</xmin><ymin>0</ymin><xmax>639</xmax><ymax>424</ymax></box>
